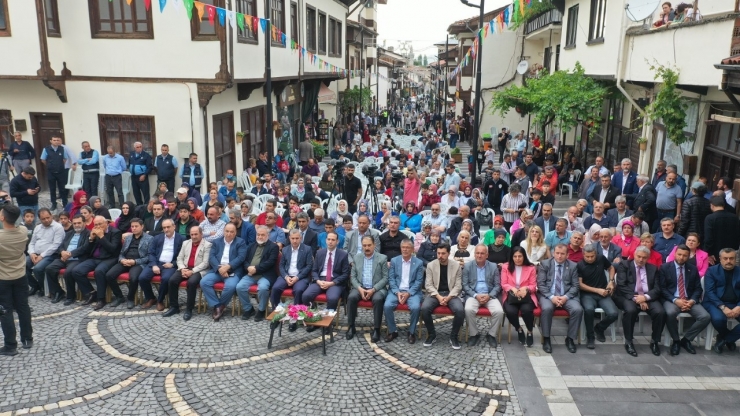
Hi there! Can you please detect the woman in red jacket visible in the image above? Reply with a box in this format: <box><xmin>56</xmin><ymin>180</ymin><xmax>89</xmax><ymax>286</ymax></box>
<box><xmin>501</xmin><ymin>247</ymin><xmax>538</xmax><ymax>347</ymax></box>
<box><xmin>612</xmin><ymin>220</ymin><xmax>640</xmax><ymax>261</ymax></box>
<box><xmin>638</xmin><ymin>233</ymin><xmax>664</xmax><ymax>266</ymax></box>
<box><xmin>420</xmin><ymin>184</ymin><xmax>441</xmax><ymax>210</ymax></box>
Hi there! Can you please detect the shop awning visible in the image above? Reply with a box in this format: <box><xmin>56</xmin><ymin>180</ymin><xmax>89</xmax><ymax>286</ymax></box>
<box><xmin>318</xmin><ymin>84</ymin><xmax>337</xmax><ymax>104</ymax></box>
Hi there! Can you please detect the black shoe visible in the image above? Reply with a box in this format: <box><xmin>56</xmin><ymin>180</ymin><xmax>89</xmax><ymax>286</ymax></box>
<box><xmin>713</xmin><ymin>338</ymin><xmax>727</xmax><ymax>354</ymax></box>
<box><xmin>344</xmin><ymin>326</ymin><xmax>356</xmax><ymax>340</ymax></box>
<box><xmin>467</xmin><ymin>334</ymin><xmax>480</xmax><ymax>347</ymax></box>
<box><xmin>93</xmin><ymin>301</ymin><xmax>106</xmax><ymax>311</ymax></box>
<box><xmin>28</xmin><ymin>287</ymin><xmax>39</xmax><ymax>297</ymax></box>
<box><xmin>625</xmin><ymin>342</ymin><xmax>638</xmax><ymax>357</ymax></box>
<box><xmin>565</xmin><ymin>337</ymin><xmax>577</xmax><ymax>353</ymax></box>
<box><xmin>82</xmin><ymin>291</ymin><xmax>97</xmax><ymax>306</ymax></box>
<box><xmin>670</xmin><ymin>341</ymin><xmax>681</xmax><ymax>356</ymax></box>
<box><xmin>37</xmin><ymin>289</ymin><xmax>45</xmax><ymax>297</ymax></box>
<box><xmin>594</xmin><ymin>326</ymin><xmax>606</xmax><ymax>343</ymax></box>
<box><xmin>183</xmin><ymin>310</ymin><xmax>193</xmax><ymax>321</ymax></box>
<box><xmin>254</xmin><ymin>310</ymin><xmax>265</xmax><ymax>322</ymax></box>
<box><xmin>162</xmin><ymin>307</ymin><xmax>180</xmax><ymax>317</ymax></box>
<box><xmin>371</xmin><ymin>329</ymin><xmax>381</xmax><ymax>343</ymax></box>
<box><xmin>384</xmin><ymin>331</ymin><xmax>398</xmax><ymax>343</ymax></box>
<box><xmin>51</xmin><ymin>292</ymin><xmax>65</xmax><ymax>304</ymax></box>
<box><xmin>450</xmin><ymin>337</ymin><xmax>461</xmax><ymax>350</ymax></box>
<box><xmin>0</xmin><ymin>347</ymin><xmax>18</xmax><ymax>356</ymax></box>
<box><xmin>21</xmin><ymin>340</ymin><xmax>33</xmax><ymax>349</ymax></box>
<box><xmin>110</xmin><ymin>297</ymin><xmax>125</xmax><ymax>308</ymax></box>
<box><xmin>587</xmin><ymin>338</ymin><xmax>595</xmax><ymax>350</ymax></box>
<box><xmin>63</xmin><ymin>299</ymin><xmax>75</xmax><ymax>306</ymax></box>
<box><xmin>486</xmin><ymin>334</ymin><xmax>498</xmax><ymax>348</ymax></box>
<box><xmin>241</xmin><ymin>309</ymin><xmax>256</xmax><ymax>321</ymax></box>
<box><xmin>517</xmin><ymin>329</ymin><xmax>525</xmax><ymax>344</ymax></box>
<box><xmin>423</xmin><ymin>333</ymin><xmax>437</xmax><ymax>347</ymax></box>
<box><xmin>543</xmin><ymin>337</ymin><xmax>552</xmax><ymax>353</ymax></box>
<box><xmin>727</xmin><ymin>342</ymin><xmax>737</xmax><ymax>352</ymax></box>
<box><xmin>650</xmin><ymin>341</ymin><xmax>661</xmax><ymax>356</ymax></box>
<box><xmin>680</xmin><ymin>338</ymin><xmax>696</xmax><ymax>354</ymax></box>
<box><xmin>288</xmin><ymin>323</ymin><xmax>297</xmax><ymax>332</ymax></box>
<box><xmin>526</xmin><ymin>332</ymin><xmax>534</xmax><ymax>347</ymax></box>
<box><xmin>126</xmin><ymin>300</ymin><xmax>135</xmax><ymax>309</ymax></box>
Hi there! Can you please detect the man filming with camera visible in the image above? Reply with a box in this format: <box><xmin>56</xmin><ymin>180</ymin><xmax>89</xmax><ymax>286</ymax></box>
<box><xmin>0</xmin><ymin>203</ymin><xmax>34</xmax><ymax>356</ymax></box>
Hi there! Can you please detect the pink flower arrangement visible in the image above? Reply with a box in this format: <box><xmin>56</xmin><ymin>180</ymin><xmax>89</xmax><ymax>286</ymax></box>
<box><xmin>272</xmin><ymin>303</ymin><xmax>321</xmax><ymax>324</ymax></box>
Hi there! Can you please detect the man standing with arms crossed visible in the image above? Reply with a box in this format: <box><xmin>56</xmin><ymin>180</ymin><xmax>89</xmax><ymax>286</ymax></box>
<box><xmin>41</xmin><ymin>136</ymin><xmax>77</xmax><ymax>212</ymax></box>
<box><xmin>154</xmin><ymin>144</ymin><xmax>178</xmax><ymax>194</ymax></box>
<box><xmin>78</xmin><ymin>141</ymin><xmax>100</xmax><ymax>197</ymax></box>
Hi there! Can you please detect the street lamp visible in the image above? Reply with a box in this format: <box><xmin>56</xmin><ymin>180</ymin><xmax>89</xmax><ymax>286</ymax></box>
<box><xmin>460</xmin><ymin>0</ymin><xmax>484</xmax><ymax>187</ymax></box>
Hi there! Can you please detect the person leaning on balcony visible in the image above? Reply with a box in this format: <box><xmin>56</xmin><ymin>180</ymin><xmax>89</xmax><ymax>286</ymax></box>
<box><xmin>653</xmin><ymin>2</ymin><xmax>675</xmax><ymax>27</ymax></box>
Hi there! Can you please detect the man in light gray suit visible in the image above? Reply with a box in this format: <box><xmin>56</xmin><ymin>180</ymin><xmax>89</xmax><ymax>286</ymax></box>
<box><xmin>537</xmin><ymin>243</ymin><xmax>583</xmax><ymax>354</ymax></box>
<box><xmin>343</xmin><ymin>214</ymin><xmax>380</xmax><ymax>262</ymax></box>
<box><xmin>463</xmin><ymin>245</ymin><xmax>505</xmax><ymax>348</ymax></box>
<box><xmin>384</xmin><ymin>239</ymin><xmax>424</xmax><ymax>344</ymax></box>
<box><xmin>347</xmin><ymin>236</ymin><xmax>389</xmax><ymax>343</ymax></box>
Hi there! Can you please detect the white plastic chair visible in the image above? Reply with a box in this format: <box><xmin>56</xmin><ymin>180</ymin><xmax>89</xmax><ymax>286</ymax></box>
<box><xmin>401</xmin><ymin>230</ymin><xmax>415</xmax><ymax>239</ymax></box>
<box><xmin>300</xmin><ymin>203</ymin><xmax>313</xmax><ymax>212</ymax></box>
<box><xmin>312</xmin><ymin>176</ymin><xmax>322</xmax><ymax>185</ymax></box>
<box><xmin>560</xmin><ymin>169</ymin><xmax>581</xmax><ymax>199</ymax></box>
<box><xmin>256</xmin><ymin>194</ymin><xmax>273</xmax><ymax>208</ymax></box>
<box><xmin>275</xmin><ymin>207</ymin><xmax>286</xmax><ymax>218</ymax></box>
<box><xmin>65</xmin><ymin>168</ymin><xmax>84</xmax><ymax>193</ymax></box>
<box><xmin>121</xmin><ymin>172</ymin><xmax>131</xmax><ymax>201</ymax></box>
<box><xmin>109</xmin><ymin>208</ymin><xmax>122</xmax><ymax>222</ymax></box>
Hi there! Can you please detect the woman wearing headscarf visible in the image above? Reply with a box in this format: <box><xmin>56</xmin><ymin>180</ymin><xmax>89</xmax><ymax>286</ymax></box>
<box><xmin>399</xmin><ymin>201</ymin><xmax>422</xmax><ymax>234</ymax></box>
<box><xmin>291</xmin><ymin>178</ymin><xmax>308</xmax><ymax>203</ymax></box>
<box><xmin>414</xmin><ymin>221</ymin><xmax>433</xmax><ymax>251</ymax></box>
<box><xmin>88</xmin><ymin>196</ymin><xmax>111</xmax><ymax>220</ymax></box>
<box><xmin>612</xmin><ymin>220</ymin><xmax>639</xmax><ymax>260</ymax></box>
<box><xmin>461</xmin><ymin>218</ymin><xmax>479</xmax><ymax>245</ymax></box>
<box><xmin>466</xmin><ymin>188</ymin><xmax>485</xmax><ymax>213</ymax></box>
<box><xmin>584</xmin><ymin>223</ymin><xmax>602</xmax><ymax>245</ymax></box>
<box><xmin>417</xmin><ymin>230</ymin><xmax>441</xmax><ymax>267</ymax></box>
<box><xmin>188</xmin><ymin>197</ymin><xmax>205</xmax><ymax>223</ymax></box>
<box><xmin>510</xmin><ymin>209</ymin><xmax>534</xmax><ymax>235</ymax></box>
<box><xmin>483</xmin><ymin>215</ymin><xmax>512</xmax><ymax>246</ymax></box>
<box><xmin>331</xmin><ymin>200</ymin><xmax>351</xmax><ymax>223</ymax></box>
<box><xmin>442</xmin><ymin>185</ymin><xmax>461</xmax><ymax>209</ymax></box>
<box><xmin>420</xmin><ymin>183</ymin><xmax>441</xmax><ymax>210</ymax></box>
<box><xmin>487</xmin><ymin>229</ymin><xmax>512</xmax><ymax>265</ymax></box>
<box><xmin>375</xmin><ymin>200</ymin><xmax>395</xmax><ymax>231</ymax></box>
<box><xmin>284</xmin><ymin>204</ymin><xmax>302</xmax><ymax>231</ymax></box>
<box><xmin>353</xmin><ymin>199</ymin><xmax>372</xmax><ymax>225</ymax></box>
<box><xmin>459</xmin><ymin>185</ymin><xmax>474</xmax><ymax>206</ymax></box>
<box><xmin>68</xmin><ymin>190</ymin><xmax>88</xmax><ymax>218</ymax></box>
<box><xmin>114</xmin><ymin>201</ymin><xmax>136</xmax><ymax>233</ymax></box>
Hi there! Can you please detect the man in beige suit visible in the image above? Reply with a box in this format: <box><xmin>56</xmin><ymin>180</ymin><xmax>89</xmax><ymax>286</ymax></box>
<box><xmin>163</xmin><ymin>225</ymin><xmax>213</xmax><ymax>321</ymax></box>
<box><xmin>421</xmin><ymin>243</ymin><xmax>465</xmax><ymax>349</ymax></box>
<box><xmin>347</xmin><ymin>236</ymin><xmax>389</xmax><ymax>342</ymax></box>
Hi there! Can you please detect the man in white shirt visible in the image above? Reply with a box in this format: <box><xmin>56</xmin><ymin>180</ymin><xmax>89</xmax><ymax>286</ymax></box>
<box><xmin>138</xmin><ymin>219</ymin><xmax>184</xmax><ymax>311</ymax></box>
<box><xmin>25</xmin><ymin>208</ymin><xmax>65</xmax><ymax>296</ymax></box>
<box><xmin>586</xmin><ymin>156</ymin><xmax>610</xmax><ymax>177</ymax></box>
<box><xmin>272</xmin><ymin>229</ymin><xmax>314</xmax><ymax>331</ymax></box>
<box><xmin>425</xmin><ymin>204</ymin><xmax>448</xmax><ymax>239</ymax></box>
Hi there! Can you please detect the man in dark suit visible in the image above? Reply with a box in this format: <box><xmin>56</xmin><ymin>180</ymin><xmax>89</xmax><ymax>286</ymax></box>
<box><xmin>510</xmin><ymin>221</ymin><xmax>533</xmax><ymax>249</ymax></box>
<box><xmin>346</xmin><ymin>236</ymin><xmax>389</xmax><ymax>342</ymax></box>
<box><xmin>296</xmin><ymin>212</ymin><xmax>319</xmax><ymax>254</ymax></box>
<box><xmin>627</xmin><ymin>175</ymin><xmax>657</xmax><ymax>226</ymax></box>
<box><xmin>614</xmin><ymin>246</ymin><xmax>666</xmax><ymax>357</ymax></box>
<box><xmin>270</xmin><ymin>229</ymin><xmax>314</xmax><ymax>330</ymax></box>
<box><xmin>236</xmin><ymin>225</ymin><xmax>280</xmax><ymax>322</ymax></box>
<box><xmin>611</xmin><ymin>158</ymin><xmax>638</xmax><ymax>196</ymax></box>
<box><xmin>138</xmin><ymin>219</ymin><xmax>185</xmax><ymax>311</ymax></box>
<box><xmin>534</xmin><ymin>203</ymin><xmax>557</xmax><ymax>236</ymax></box>
<box><xmin>704</xmin><ymin>196</ymin><xmax>740</xmax><ymax>262</ymax></box>
<box><xmin>144</xmin><ymin>201</ymin><xmax>165</xmax><ymax>236</ymax></box>
<box><xmin>71</xmin><ymin>215</ymin><xmax>122</xmax><ymax>309</ymax></box>
<box><xmin>302</xmin><ymin>232</ymin><xmax>350</xmax><ymax>318</ymax></box>
<box><xmin>606</xmin><ymin>195</ymin><xmax>633</xmax><ymax>231</ymax></box>
<box><xmin>596</xmin><ymin>228</ymin><xmax>622</xmax><ymax>263</ymax></box>
<box><xmin>660</xmin><ymin>245</ymin><xmax>710</xmax><ymax>355</ymax></box>
<box><xmin>537</xmin><ymin>244</ymin><xmax>583</xmax><ymax>354</ymax></box>
<box><xmin>200</xmin><ymin>223</ymin><xmax>248</xmax><ymax>321</ymax></box>
<box><xmin>45</xmin><ymin>215</ymin><xmax>90</xmax><ymax>304</ymax></box>
<box><xmin>703</xmin><ymin>248</ymin><xmax>740</xmax><ymax>354</ymax></box>
<box><xmin>590</xmin><ymin>174</ymin><xmax>620</xmax><ymax>211</ymax></box>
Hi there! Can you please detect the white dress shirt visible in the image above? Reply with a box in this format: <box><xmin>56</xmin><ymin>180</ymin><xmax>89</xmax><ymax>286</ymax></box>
<box><xmin>288</xmin><ymin>246</ymin><xmax>300</xmax><ymax>276</ymax></box>
<box><xmin>321</xmin><ymin>249</ymin><xmax>337</xmax><ymax>277</ymax></box>
<box><xmin>159</xmin><ymin>234</ymin><xmax>176</xmax><ymax>263</ymax></box>
<box><xmin>400</xmin><ymin>258</ymin><xmax>412</xmax><ymax>291</ymax></box>
<box><xmin>220</xmin><ymin>240</ymin><xmax>232</xmax><ymax>265</ymax></box>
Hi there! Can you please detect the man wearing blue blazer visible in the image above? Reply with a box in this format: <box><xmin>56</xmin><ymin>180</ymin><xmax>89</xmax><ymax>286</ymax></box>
<box><xmin>138</xmin><ymin>219</ymin><xmax>184</xmax><ymax>311</ymax></box>
<box><xmin>703</xmin><ymin>248</ymin><xmax>740</xmax><ymax>354</ymax></box>
<box><xmin>302</xmin><ymin>232</ymin><xmax>350</xmax><ymax>329</ymax></box>
<box><xmin>201</xmin><ymin>223</ymin><xmax>248</xmax><ymax>321</ymax></box>
<box><xmin>271</xmin><ymin>229</ymin><xmax>314</xmax><ymax>331</ymax></box>
<box><xmin>384</xmin><ymin>239</ymin><xmax>425</xmax><ymax>344</ymax></box>
<box><xmin>463</xmin><ymin>245</ymin><xmax>505</xmax><ymax>348</ymax></box>
<box><xmin>236</xmin><ymin>226</ymin><xmax>280</xmax><ymax>322</ymax></box>
<box><xmin>611</xmin><ymin>158</ymin><xmax>638</xmax><ymax>196</ymax></box>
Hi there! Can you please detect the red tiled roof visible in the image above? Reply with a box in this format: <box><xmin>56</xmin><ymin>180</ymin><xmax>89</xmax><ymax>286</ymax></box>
<box><xmin>721</xmin><ymin>55</ymin><xmax>740</xmax><ymax>65</ymax></box>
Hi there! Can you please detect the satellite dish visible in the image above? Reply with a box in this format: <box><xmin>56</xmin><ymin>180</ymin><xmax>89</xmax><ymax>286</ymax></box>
<box><xmin>625</xmin><ymin>0</ymin><xmax>660</xmax><ymax>22</ymax></box>
<box><xmin>516</xmin><ymin>61</ymin><xmax>529</xmax><ymax>75</ymax></box>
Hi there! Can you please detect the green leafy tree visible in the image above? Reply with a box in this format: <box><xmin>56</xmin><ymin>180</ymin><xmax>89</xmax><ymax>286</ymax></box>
<box><xmin>508</xmin><ymin>0</ymin><xmax>555</xmax><ymax>30</ymax></box>
<box><xmin>490</xmin><ymin>62</ymin><xmax>608</xmax><ymax>132</ymax></box>
<box><xmin>647</xmin><ymin>63</ymin><xmax>688</xmax><ymax>146</ymax></box>
<box><xmin>422</xmin><ymin>55</ymin><xmax>428</xmax><ymax>66</ymax></box>
<box><xmin>341</xmin><ymin>86</ymin><xmax>373</xmax><ymax>113</ymax></box>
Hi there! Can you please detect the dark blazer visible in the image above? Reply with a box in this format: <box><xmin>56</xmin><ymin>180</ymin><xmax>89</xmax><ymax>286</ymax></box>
<box><xmin>703</xmin><ymin>264</ymin><xmax>740</xmax><ymax>309</ymax></box>
<box><xmin>57</xmin><ymin>228</ymin><xmax>91</xmax><ymax>260</ymax></box>
<box><xmin>590</xmin><ymin>185</ymin><xmax>620</xmax><ymax>208</ymax></box>
<box><xmin>311</xmin><ymin>248</ymin><xmax>351</xmax><ymax>287</ymax></box>
<box><xmin>612</xmin><ymin>170</ymin><xmax>638</xmax><ymax>195</ymax></box>
<box><xmin>279</xmin><ymin>243</ymin><xmax>314</xmax><ymax>280</ymax></box>
<box><xmin>146</xmin><ymin>233</ymin><xmax>185</xmax><ymax>265</ymax></box>
<box><xmin>704</xmin><ymin>210</ymin><xmax>740</xmax><ymax>258</ymax></box>
<box><xmin>119</xmin><ymin>233</ymin><xmax>154</xmax><ymax>265</ymax></box>
<box><xmin>208</xmin><ymin>236</ymin><xmax>248</xmax><ymax>278</ymax></box>
<box><xmin>660</xmin><ymin>260</ymin><xmax>702</xmax><ymax>304</ymax></box>
<box><xmin>300</xmin><ymin>228</ymin><xmax>319</xmax><ymax>255</ymax></box>
<box><xmin>615</xmin><ymin>259</ymin><xmax>661</xmax><ymax>301</ymax></box>
<box><xmin>628</xmin><ymin>184</ymin><xmax>657</xmax><ymax>223</ymax></box>
<box><xmin>144</xmin><ymin>216</ymin><xmax>164</xmax><ymax>236</ymax></box>
<box><xmin>244</xmin><ymin>240</ymin><xmax>280</xmax><ymax>284</ymax></box>
<box><xmin>238</xmin><ymin>221</ymin><xmax>256</xmax><ymax>248</ymax></box>
<box><xmin>84</xmin><ymin>226</ymin><xmax>122</xmax><ymax>260</ymax></box>
<box><xmin>606</xmin><ymin>208</ymin><xmax>633</xmax><ymax>228</ymax></box>
<box><xmin>511</xmin><ymin>228</ymin><xmax>527</xmax><ymax>249</ymax></box>
<box><xmin>537</xmin><ymin>258</ymin><xmax>579</xmax><ymax>299</ymax></box>
<box><xmin>596</xmin><ymin>242</ymin><xmax>623</xmax><ymax>263</ymax></box>
<box><xmin>534</xmin><ymin>216</ymin><xmax>557</xmax><ymax>235</ymax></box>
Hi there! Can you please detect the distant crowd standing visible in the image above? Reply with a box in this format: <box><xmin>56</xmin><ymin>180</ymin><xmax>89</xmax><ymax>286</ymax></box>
<box><xmin>1</xmin><ymin>118</ymin><xmax>740</xmax><ymax>359</ymax></box>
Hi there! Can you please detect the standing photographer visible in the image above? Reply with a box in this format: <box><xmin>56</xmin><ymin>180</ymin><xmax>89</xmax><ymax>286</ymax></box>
<box><xmin>343</xmin><ymin>165</ymin><xmax>363</xmax><ymax>215</ymax></box>
<box><xmin>0</xmin><ymin>204</ymin><xmax>33</xmax><ymax>356</ymax></box>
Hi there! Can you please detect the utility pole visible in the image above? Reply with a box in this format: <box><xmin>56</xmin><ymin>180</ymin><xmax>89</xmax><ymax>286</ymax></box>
<box><xmin>265</xmin><ymin>2</ymin><xmax>274</xmax><ymax>159</ymax></box>
<box><xmin>359</xmin><ymin>30</ymin><xmax>364</xmax><ymax>113</ymax></box>
<box><xmin>444</xmin><ymin>33</ymin><xmax>449</xmax><ymax>122</ymax></box>
<box><xmin>460</xmin><ymin>0</ymin><xmax>484</xmax><ymax>187</ymax></box>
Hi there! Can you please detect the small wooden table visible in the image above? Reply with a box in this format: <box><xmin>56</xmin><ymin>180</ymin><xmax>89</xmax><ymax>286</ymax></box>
<box><xmin>266</xmin><ymin>313</ymin><xmax>336</xmax><ymax>355</ymax></box>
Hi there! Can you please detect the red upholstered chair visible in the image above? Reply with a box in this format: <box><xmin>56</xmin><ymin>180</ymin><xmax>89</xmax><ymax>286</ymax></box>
<box><xmin>199</xmin><ymin>281</ymin><xmax>236</xmax><ymax>315</ymax></box>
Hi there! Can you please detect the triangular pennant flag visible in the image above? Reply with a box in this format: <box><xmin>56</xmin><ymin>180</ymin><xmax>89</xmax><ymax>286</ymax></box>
<box><xmin>228</xmin><ymin>10</ymin><xmax>236</xmax><ymax>28</ymax></box>
<box><xmin>194</xmin><ymin>1</ymin><xmax>204</xmax><ymax>20</ymax></box>
<box><xmin>520</xmin><ymin>0</ymin><xmax>526</xmax><ymax>16</ymax></box>
<box><xmin>216</xmin><ymin>8</ymin><xmax>225</xmax><ymax>26</ymax></box>
<box><xmin>260</xmin><ymin>18</ymin><xmax>268</xmax><ymax>34</ymax></box>
<box><xmin>505</xmin><ymin>5</ymin><xmax>512</xmax><ymax>24</ymax></box>
<box><xmin>172</xmin><ymin>0</ymin><xmax>181</xmax><ymax>12</ymax></box>
<box><xmin>127</xmin><ymin>0</ymin><xmax>133</xmax><ymax>5</ymax></box>
<box><xmin>206</xmin><ymin>4</ymin><xmax>215</xmax><ymax>25</ymax></box>
<box><xmin>281</xmin><ymin>33</ymin><xmax>286</xmax><ymax>46</ymax></box>
<box><xmin>144</xmin><ymin>0</ymin><xmax>152</xmax><ymax>11</ymax></box>
<box><xmin>489</xmin><ymin>20</ymin><xmax>494</xmax><ymax>34</ymax></box>
<box><xmin>184</xmin><ymin>0</ymin><xmax>194</xmax><ymax>19</ymax></box>
<box><xmin>159</xmin><ymin>0</ymin><xmax>166</xmax><ymax>13</ymax></box>
<box><xmin>236</xmin><ymin>13</ymin><xmax>244</xmax><ymax>30</ymax></box>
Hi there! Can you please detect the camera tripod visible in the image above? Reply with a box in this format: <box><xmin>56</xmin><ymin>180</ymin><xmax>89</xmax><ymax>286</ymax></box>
<box><xmin>362</xmin><ymin>172</ymin><xmax>381</xmax><ymax>215</ymax></box>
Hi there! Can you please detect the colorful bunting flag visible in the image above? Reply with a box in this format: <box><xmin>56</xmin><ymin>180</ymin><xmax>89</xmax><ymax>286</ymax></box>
<box><xmin>159</xmin><ymin>0</ymin><xmax>166</xmax><ymax>13</ymax></box>
<box><xmin>144</xmin><ymin>0</ymin><xmax>152</xmax><ymax>11</ymax></box>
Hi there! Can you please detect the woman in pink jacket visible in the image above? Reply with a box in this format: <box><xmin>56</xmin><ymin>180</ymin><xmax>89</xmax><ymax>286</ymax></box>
<box><xmin>501</xmin><ymin>247</ymin><xmax>538</xmax><ymax>347</ymax></box>
<box><xmin>666</xmin><ymin>232</ymin><xmax>710</xmax><ymax>277</ymax></box>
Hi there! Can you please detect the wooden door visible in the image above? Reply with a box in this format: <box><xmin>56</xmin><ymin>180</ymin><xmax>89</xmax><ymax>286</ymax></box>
<box><xmin>212</xmin><ymin>111</ymin><xmax>236</xmax><ymax>181</ymax></box>
<box><xmin>240</xmin><ymin>106</ymin><xmax>265</xmax><ymax>167</ymax></box>
<box><xmin>30</xmin><ymin>113</ymin><xmax>65</xmax><ymax>189</ymax></box>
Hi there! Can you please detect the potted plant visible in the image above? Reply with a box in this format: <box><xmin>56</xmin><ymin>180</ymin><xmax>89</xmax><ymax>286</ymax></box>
<box><xmin>451</xmin><ymin>147</ymin><xmax>463</xmax><ymax>163</ymax></box>
<box><xmin>637</xmin><ymin>137</ymin><xmax>648</xmax><ymax>151</ymax></box>
<box><xmin>235</xmin><ymin>131</ymin><xmax>245</xmax><ymax>144</ymax></box>
<box><xmin>311</xmin><ymin>140</ymin><xmax>327</xmax><ymax>160</ymax></box>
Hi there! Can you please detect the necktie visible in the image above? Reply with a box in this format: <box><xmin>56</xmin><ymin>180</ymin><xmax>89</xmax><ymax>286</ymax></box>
<box><xmin>555</xmin><ymin>264</ymin><xmax>563</xmax><ymax>296</ymax></box>
<box><xmin>677</xmin><ymin>266</ymin><xmax>686</xmax><ymax>299</ymax></box>
<box><xmin>636</xmin><ymin>266</ymin><xmax>645</xmax><ymax>295</ymax></box>
<box><xmin>301</xmin><ymin>231</ymin><xmax>305</xmax><ymax>243</ymax></box>
<box><xmin>326</xmin><ymin>252</ymin><xmax>333</xmax><ymax>282</ymax></box>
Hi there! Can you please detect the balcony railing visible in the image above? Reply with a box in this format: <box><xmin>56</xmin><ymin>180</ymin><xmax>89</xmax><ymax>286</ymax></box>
<box><xmin>525</xmin><ymin>9</ymin><xmax>563</xmax><ymax>35</ymax></box>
